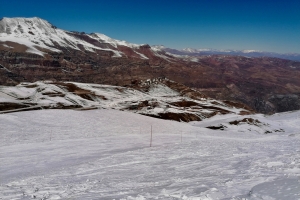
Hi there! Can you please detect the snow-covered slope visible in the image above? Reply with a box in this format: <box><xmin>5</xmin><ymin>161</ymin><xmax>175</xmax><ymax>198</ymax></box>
<box><xmin>0</xmin><ymin>79</ymin><xmax>250</xmax><ymax>122</ymax></box>
<box><xmin>0</xmin><ymin>17</ymin><xmax>162</xmax><ymax>59</ymax></box>
<box><xmin>0</xmin><ymin>109</ymin><xmax>299</xmax><ymax>199</ymax></box>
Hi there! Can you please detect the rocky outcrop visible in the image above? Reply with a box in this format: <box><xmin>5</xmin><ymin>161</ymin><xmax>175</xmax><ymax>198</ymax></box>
<box><xmin>269</xmin><ymin>94</ymin><xmax>300</xmax><ymax>112</ymax></box>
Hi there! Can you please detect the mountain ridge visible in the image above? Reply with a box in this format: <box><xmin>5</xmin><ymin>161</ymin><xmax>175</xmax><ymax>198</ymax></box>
<box><xmin>0</xmin><ymin>17</ymin><xmax>170</xmax><ymax>60</ymax></box>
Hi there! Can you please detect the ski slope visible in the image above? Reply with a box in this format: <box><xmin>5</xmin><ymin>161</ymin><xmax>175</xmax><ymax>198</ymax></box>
<box><xmin>0</xmin><ymin>109</ymin><xmax>300</xmax><ymax>199</ymax></box>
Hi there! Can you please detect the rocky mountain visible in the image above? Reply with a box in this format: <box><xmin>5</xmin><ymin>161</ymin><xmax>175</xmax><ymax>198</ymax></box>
<box><xmin>0</xmin><ymin>17</ymin><xmax>300</xmax><ymax>114</ymax></box>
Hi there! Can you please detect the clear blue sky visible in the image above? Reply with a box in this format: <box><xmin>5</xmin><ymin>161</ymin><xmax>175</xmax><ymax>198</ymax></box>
<box><xmin>1</xmin><ymin>0</ymin><xmax>300</xmax><ymax>53</ymax></box>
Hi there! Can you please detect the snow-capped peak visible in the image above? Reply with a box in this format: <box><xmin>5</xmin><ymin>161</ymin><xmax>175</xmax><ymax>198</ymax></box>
<box><xmin>241</xmin><ymin>50</ymin><xmax>263</xmax><ymax>53</ymax></box>
<box><xmin>0</xmin><ymin>17</ymin><xmax>56</xmax><ymax>35</ymax></box>
<box><xmin>0</xmin><ymin>17</ymin><xmax>64</xmax><ymax>55</ymax></box>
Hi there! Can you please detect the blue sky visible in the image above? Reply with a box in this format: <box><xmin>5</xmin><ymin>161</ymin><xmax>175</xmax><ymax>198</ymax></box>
<box><xmin>1</xmin><ymin>0</ymin><xmax>300</xmax><ymax>53</ymax></box>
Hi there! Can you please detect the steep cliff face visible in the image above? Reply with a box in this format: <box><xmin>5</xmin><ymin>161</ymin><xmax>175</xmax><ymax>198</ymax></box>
<box><xmin>1</xmin><ymin>17</ymin><xmax>300</xmax><ymax>114</ymax></box>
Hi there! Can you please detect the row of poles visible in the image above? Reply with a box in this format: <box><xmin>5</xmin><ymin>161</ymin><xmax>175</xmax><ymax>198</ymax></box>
<box><xmin>21</xmin><ymin>125</ymin><xmax>187</xmax><ymax>145</ymax></box>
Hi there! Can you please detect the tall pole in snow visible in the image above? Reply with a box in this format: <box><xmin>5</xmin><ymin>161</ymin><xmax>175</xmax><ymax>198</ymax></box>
<box><xmin>150</xmin><ymin>125</ymin><xmax>152</xmax><ymax>147</ymax></box>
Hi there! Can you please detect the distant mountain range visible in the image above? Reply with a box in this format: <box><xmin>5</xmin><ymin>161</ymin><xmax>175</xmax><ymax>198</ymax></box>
<box><xmin>0</xmin><ymin>17</ymin><xmax>299</xmax><ymax>61</ymax></box>
<box><xmin>152</xmin><ymin>45</ymin><xmax>300</xmax><ymax>61</ymax></box>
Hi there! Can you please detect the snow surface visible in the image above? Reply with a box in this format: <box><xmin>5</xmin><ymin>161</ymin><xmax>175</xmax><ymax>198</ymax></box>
<box><xmin>1</xmin><ymin>109</ymin><xmax>300</xmax><ymax>199</ymax></box>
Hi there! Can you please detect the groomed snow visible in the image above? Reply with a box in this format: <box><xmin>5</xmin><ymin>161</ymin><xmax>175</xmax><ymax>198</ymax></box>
<box><xmin>1</xmin><ymin>109</ymin><xmax>300</xmax><ymax>199</ymax></box>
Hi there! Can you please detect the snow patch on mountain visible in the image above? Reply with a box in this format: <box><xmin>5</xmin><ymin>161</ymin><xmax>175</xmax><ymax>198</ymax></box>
<box><xmin>134</xmin><ymin>51</ymin><xmax>149</xmax><ymax>59</ymax></box>
<box><xmin>0</xmin><ymin>80</ymin><xmax>249</xmax><ymax>122</ymax></box>
<box><xmin>151</xmin><ymin>45</ymin><xmax>166</xmax><ymax>51</ymax></box>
